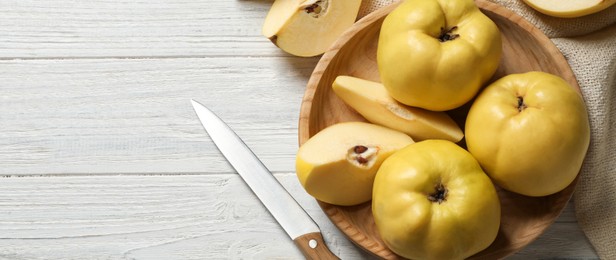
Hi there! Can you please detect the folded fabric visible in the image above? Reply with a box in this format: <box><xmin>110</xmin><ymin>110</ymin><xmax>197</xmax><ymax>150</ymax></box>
<box><xmin>556</xmin><ymin>25</ymin><xmax>616</xmax><ymax>260</ymax></box>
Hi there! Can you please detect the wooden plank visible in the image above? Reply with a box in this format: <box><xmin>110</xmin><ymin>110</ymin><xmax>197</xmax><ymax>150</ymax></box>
<box><xmin>0</xmin><ymin>174</ymin><xmax>372</xmax><ymax>259</ymax></box>
<box><xmin>0</xmin><ymin>174</ymin><xmax>597</xmax><ymax>259</ymax></box>
<box><xmin>0</xmin><ymin>57</ymin><xmax>319</xmax><ymax>175</ymax></box>
<box><xmin>0</xmin><ymin>0</ymin><xmax>285</xmax><ymax>58</ymax></box>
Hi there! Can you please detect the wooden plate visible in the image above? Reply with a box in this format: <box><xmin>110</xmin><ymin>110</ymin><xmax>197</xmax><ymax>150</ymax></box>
<box><xmin>298</xmin><ymin>0</ymin><xmax>581</xmax><ymax>259</ymax></box>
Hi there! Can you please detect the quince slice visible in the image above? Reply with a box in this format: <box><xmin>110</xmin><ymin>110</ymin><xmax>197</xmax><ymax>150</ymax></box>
<box><xmin>296</xmin><ymin>122</ymin><xmax>414</xmax><ymax>206</ymax></box>
<box><xmin>262</xmin><ymin>0</ymin><xmax>362</xmax><ymax>57</ymax></box>
<box><xmin>522</xmin><ymin>0</ymin><xmax>616</xmax><ymax>17</ymax></box>
<box><xmin>332</xmin><ymin>76</ymin><xmax>464</xmax><ymax>142</ymax></box>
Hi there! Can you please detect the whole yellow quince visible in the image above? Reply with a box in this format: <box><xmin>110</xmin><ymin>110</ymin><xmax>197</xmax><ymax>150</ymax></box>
<box><xmin>377</xmin><ymin>0</ymin><xmax>502</xmax><ymax>111</ymax></box>
<box><xmin>465</xmin><ymin>72</ymin><xmax>590</xmax><ymax>196</ymax></box>
<box><xmin>373</xmin><ymin>140</ymin><xmax>501</xmax><ymax>260</ymax></box>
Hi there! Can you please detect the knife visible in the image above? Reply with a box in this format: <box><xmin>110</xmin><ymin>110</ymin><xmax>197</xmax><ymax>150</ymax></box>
<box><xmin>191</xmin><ymin>100</ymin><xmax>340</xmax><ymax>260</ymax></box>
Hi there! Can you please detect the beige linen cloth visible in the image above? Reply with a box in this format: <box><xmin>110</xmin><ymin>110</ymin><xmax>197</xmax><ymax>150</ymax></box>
<box><xmin>359</xmin><ymin>0</ymin><xmax>616</xmax><ymax>258</ymax></box>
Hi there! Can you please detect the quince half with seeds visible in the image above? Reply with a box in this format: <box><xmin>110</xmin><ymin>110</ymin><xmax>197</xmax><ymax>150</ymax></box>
<box><xmin>262</xmin><ymin>0</ymin><xmax>362</xmax><ymax>57</ymax></box>
<box><xmin>296</xmin><ymin>122</ymin><xmax>414</xmax><ymax>206</ymax></box>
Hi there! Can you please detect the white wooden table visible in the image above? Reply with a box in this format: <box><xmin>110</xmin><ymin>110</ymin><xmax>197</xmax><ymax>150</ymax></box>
<box><xmin>0</xmin><ymin>1</ymin><xmax>600</xmax><ymax>259</ymax></box>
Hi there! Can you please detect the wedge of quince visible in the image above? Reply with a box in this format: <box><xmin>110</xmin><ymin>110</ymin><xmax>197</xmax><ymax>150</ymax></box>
<box><xmin>296</xmin><ymin>122</ymin><xmax>414</xmax><ymax>206</ymax></box>
<box><xmin>262</xmin><ymin>0</ymin><xmax>362</xmax><ymax>57</ymax></box>
<box><xmin>522</xmin><ymin>0</ymin><xmax>616</xmax><ymax>17</ymax></box>
<box><xmin>332</xmin><ymin>76</ymin><xmax>463</xmax><ymax>142</ymax></box>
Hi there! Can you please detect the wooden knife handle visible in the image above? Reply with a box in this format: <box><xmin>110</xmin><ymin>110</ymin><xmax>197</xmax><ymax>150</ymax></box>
<box><xmin>293</xmin><ymin>232</ymin><xmax>340</xmax><ymax>260</ymax></box>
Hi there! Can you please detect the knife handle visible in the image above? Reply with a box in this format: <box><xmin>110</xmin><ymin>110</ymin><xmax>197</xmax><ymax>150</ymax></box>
<box><xmin>293</xmin><ymin>232</ymin><xmax>340</xmax><ymax>260</ymax></box>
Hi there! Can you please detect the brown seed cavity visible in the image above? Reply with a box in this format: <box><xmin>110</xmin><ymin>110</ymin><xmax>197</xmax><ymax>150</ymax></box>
<box><xmin>356</xmin><ymin>156</ymin><xmax>368</xmax><ymax>165</ymax></box>
<box><xmin>347</xmin><ymin>145</ymin><xmax>379</xmax><ymax>167</ymax></box>
<box><xmin>303</xmin><ymin>0</ymin><xmax>328</xmax><ymax>18</ymax></box>
<box><xmin>353</xmin><ymin>145</ymin><xmax>368</xmax><ymax>154</ymax></box>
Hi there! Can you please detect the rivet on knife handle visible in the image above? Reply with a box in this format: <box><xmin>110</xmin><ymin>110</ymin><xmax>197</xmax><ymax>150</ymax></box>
<box><xmin>293</xmin><ymin>232</ymin><xmax>340</xmax><ymax>260</ymax></box>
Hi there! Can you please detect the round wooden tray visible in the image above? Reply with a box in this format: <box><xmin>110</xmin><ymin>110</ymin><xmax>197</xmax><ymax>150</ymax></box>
<box><xmin>298</xmin><ymin>0</ymin><xmax>581</xmax><ymax>259</ymax></box>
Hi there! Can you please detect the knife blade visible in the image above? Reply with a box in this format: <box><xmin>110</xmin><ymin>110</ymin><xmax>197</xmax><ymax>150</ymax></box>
<box><xmin>190</xmin><ymin>100</ymin><xmax>339</xmax><ymax>260</ymax></box>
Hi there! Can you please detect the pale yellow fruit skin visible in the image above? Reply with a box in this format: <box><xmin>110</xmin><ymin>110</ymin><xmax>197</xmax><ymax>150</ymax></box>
<box><xmin>522</xmin><ymin>0</ymin><xmax>616</xmax><ymax>18</ymax></box>
<box><xmin>465</xmin><ymin>72</ymin><xmax>590</xmax><ymax>197</ymax></box>
<box><xmin>296</xmin><ymin>122</ymin><xmax>414</xmax><ymax>206</ymax></box>
<box><xmin>377</xmin><ymin>0</ymin><xmax>502</xmax><ymax>111</ymax></box>
<box><xmin>373</xmin><ymin>140</ymin><xmax>501</xmax><ymax>260</ymax></box>
<box><xmin>332</xmin><ymin>75</ymin><xmax>464</xmax><ymax>142</ymax></box>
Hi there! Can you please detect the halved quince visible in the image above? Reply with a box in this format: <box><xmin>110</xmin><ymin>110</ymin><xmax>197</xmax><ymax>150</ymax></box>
<box><xmin>296</xmin><ymin>122</ymin><xmax>414</xmax><ymax>206</ymax></box>
<box><xmin>332</xmin><ymin>76</ymin><xmax>463</xmax><ymax>142</ymax></box>
<box><xmin>522</xmin><ymin>0</ymin><xmax>616</xmax><ymax>17</ymax></box>
<box><xmin>262</xmin><ymin>0</ymin><xmax>362</xmax><ymax>57</ymax></box>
